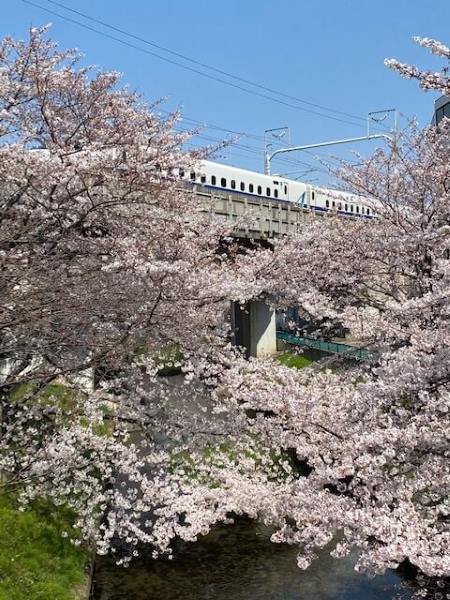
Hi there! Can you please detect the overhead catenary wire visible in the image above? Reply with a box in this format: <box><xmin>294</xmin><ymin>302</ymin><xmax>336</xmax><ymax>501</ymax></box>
<box><xmin>174</xmin><ymin>124</ymin><xmax>325</xmax><ymax>167</ymax></box>
<box><xmin>179</xmin><ymin>130</ymin><xmax>325</xmax><ymax>172</ymax></box>
<box><xmin>18</xmin><ymin>0</ymin><xmax>379</xmax><ymax>181</ymax></box>
<box><xmin>178</xmin><ymin>128</ymin><xmax>332</xmax><ymax>180</ymax></box>
<box><xmin>21</xmin><ymin>0</ymin><xmax>390</xmax><ymax>133</ymax></box>
<box><xmin>43</xmin><ymin>0</ymin><xmax>379</xmax><ymax>127</ymax></box>
<box><xmin>172</xmin><ymin>119</ymin><xmax>361</xmax><ymax>188</ymax></box>
<box><xmin>182</xmin><ymin>145</ymin><xmax>326</xmax><ymax>182</ymax></box>
<box><xmin>168</xmin><ymin>111</ymin><xmax>367</xmax><ymax>169</ymax></box>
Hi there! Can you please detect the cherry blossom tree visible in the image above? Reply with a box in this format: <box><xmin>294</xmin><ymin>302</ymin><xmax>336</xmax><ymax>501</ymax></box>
<box><xmin>204</xmin><ymin>37</ymin><xmax>450</xmax><ymax>596</ymax></box>
<box><xmin>90</xmin><ymin>33</ymin><xmax>450</xmax><ymax>591</ymax></box>
<box><xmin>2</xmin><ymin>27</ymin><xmax>450</xmax><ymax>599</ymax></box>
<box><xmin>0</xmin><ymin>26</ymin><xmax>264</xmax><ymax>560</ymax></box>
<box><xmin>385</xmin><ymin>36</ymin><xmax>450</xmax><ymax>96</ymax></box>
<box><xmin>0</xmin><ymin>25</ymin><xmax>236</xmax><ymax>390</ymax></box>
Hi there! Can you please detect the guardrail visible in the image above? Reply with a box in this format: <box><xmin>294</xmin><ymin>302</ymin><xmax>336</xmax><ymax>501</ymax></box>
<box><xmin>277</xmin><ymin>331</ymin><xmax>372</xmax><ymax>360</ymax></box>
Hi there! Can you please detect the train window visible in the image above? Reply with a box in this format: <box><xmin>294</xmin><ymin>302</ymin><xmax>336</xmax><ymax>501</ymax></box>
<box><xmin>249</xmin><ymin>183</ymin><xmax>254</xmax><ymax>193</ymax></box>
<box><xmin>345</xmin><ymin>203</ymin><xmax>348</xmax><ymax>211</ymax></box>
<box><xmin>240</xmin><ymin>181</ymin><xmax>245</xmax><ymax>191</ymax></box>
<box><xmin>332</xmin><ymin>201</ymin><xmax>336</xmax><ymax>208</ymax></box>
<box><xmin>274</xmin><ymin>189</ymin><xmax>278</xmax><ymax>198</ymax></box>
<box><xmin>338</xmin><ymin>203</ymin><xmax>342</xmax><ymax>211</ymax></box>
<box><xmin>356</xmin><ymin>206</ymin><xmax>360</xmax><ymax>213</ymax></box>
<box><xmin>326</xmin><ymin>199</ymin><xmax>329</xmax><ymax>208</ymax></box>
<box><xmin>211</xmin><ymin>175</ymin><xmax>216</xmax><ymax>185</ymax></box>
<box><xmin>190</xmin><ymin>171</ymin><xmax>196</xmax><ymax>180</ymax></box>
<box><xmin>366</xmin><ymin>207</ymin><xmax>370</xmax><ymax>215</ymax></box>
<box><xmin>350</xmin><ymin>204</ymin><xmax>354</xmax><ymax>212</ymax></box>
<box><xmin>312</xmin><ymin>191</ymin><xmax>315</xmax><ymax>200</ymax></box>
<box><xmin>179</xmin><ymin>168</ymin><xmax>185</xmax><ymax>178</ymax></box>
<box><xmin>257</xmin><ymin>185</ymin><xmax>262</xmax><ymax>195</ymax></box>
<box><xmin>221</xmin><ymin>177</ymin><xmax>227</xmax><ymax>187</ymax></box>
<box><xmin>284</xmin><ymin>185</ymin><xmax>287</xmax><ymax>194</ymax></box>
<box><xmin>266</xmin><ymin>187</ymin><xmax>271</xmax><ymax>197</ymax></box>
<box><xmin>200</xmin><ymin>175</ymin><xmax>206</xmax><ymax>184</ymax></box>
<box><xmin>231</xmin><ymin>179</ymin><xmax>236</xmax><ymax>190</ymax></box>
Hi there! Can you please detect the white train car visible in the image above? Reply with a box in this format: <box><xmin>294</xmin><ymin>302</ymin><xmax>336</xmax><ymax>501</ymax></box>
<box><xmin>181</xmin><ymin>160</ymin><xmax>375</xmax><ymax>219</ymax></box>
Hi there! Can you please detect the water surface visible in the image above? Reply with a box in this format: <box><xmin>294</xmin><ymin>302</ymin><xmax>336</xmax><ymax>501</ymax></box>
<box><xmin>93</xmin><ymin>519</ymin><xmax>414</xmax><ymax>600</ymax></box>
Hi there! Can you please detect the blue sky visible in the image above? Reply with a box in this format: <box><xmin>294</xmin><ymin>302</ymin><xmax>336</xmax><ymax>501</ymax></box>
<box><xmin>3</xmin><ymin>0</ymin><xmax>450</xmax><ymax>182</ymax></box>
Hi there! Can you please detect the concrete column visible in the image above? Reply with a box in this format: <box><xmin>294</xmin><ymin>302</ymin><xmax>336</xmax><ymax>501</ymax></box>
<box><xmin>231</xmin><ymin>300</ymin><xmax>277</xmax><ymax>358</ymax></box>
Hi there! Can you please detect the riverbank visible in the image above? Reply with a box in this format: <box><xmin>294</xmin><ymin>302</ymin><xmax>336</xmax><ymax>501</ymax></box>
<box><xmin>0</xmin><ymin>494</ymin><xmax>91</xmax><ymax>600</ymax></box>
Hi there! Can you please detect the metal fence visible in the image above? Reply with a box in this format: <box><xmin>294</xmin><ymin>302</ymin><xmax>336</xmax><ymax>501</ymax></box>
<box><xmin>277</xmin><ymin>331</ymin><xmax>372</xmax><ymax>360</ymax></box>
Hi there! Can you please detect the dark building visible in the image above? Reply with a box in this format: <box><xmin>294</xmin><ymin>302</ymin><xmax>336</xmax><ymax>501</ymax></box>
<box><xmin>432</xmin><ymin>95</ymin><xmax>450</xmax><ymax>125</ymax></box>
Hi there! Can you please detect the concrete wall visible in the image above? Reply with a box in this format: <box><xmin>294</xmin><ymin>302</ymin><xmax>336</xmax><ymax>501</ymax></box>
<box><xmin>195</xmin><ymin>187</ymin><xmax>314</xmax><ymax>240</ymax></box>
<box><xmin>232</xmin><ymin>300</ymin><xmax>277</xmax><ymax>358</ymax></box>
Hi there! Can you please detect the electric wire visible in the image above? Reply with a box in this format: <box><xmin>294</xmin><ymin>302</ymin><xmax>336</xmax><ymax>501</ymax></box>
<box><xmin>167</xmin><ymin>111</ymin><xmax>366</xmax><ymax>170</ymax></box>
<box><xmin>178</xmin><ymin>128</ymin><xmax>330</xmax><ymax>178</ymax></box>
<box><xmin>18</xmin><ymin>0</ymin><xmax>378</xmax><ymax>179</ymax></box>
<box><xmin>44</xmin><ymin>0</ymin><xmax>377</xmax><ymax>127</ymax></box>
<box><xmin>21</xmin><ymin>0</ymin><xmax>390</xmax><ymax>133</ymax></box>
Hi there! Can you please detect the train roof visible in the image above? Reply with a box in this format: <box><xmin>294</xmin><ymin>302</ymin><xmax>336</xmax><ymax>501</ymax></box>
<box><xmin>200</xmin><ymin>159</ymin><xmax>291</xmax><ymax>182</ymax></box>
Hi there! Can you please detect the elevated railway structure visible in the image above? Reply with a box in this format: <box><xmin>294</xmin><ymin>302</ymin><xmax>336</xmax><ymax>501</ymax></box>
<box><xmin>185</xmin><ymin>159</ymin><xmax>374</xmax><ymax>241</ymax></box>
<box><xmin>193</xmin><ymin>182</ymin><xmax>311</xmax><ymax>239</ymax></box>
<box><xmin>184</xmin><ymin>167</ymin><xmax>374</xmax><ymax>359</ymax></box>
<box><xmin>188</xmin><ymin>179</ymin><xmax>320</xmax><ymax>358</ymax></box>
<box><xmin>190</xmin><ymin>178</ymin><xmax>313</xmax><ymax>357</ymax></box>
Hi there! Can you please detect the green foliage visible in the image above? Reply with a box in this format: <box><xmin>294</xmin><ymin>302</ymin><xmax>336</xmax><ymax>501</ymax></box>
<box><xmin>153</xmin><ymin>345</ymin><xmax>184</xmax><ymax>376</ymax></box>
<box><xmin>132</xmin><ymin>343</ymin><xmax>185</xmax><ymax>376</ymax></box>
<box><xmin>170</xmin><ymin>438</ymin><xmax>293</xmax><ymax>488</ymax></box>
<box><xmin>0</xmin><ymin>495</ymin><xmax>90</xmax><ymax>600</ymax></box>
<box><xmin>277</xmin><ymin>351</ymin><xmax>345</xmax><ymax>374</ymax></box>
<box><xmin>277</xmin><ymin>352</ymin><xmax>313</xmax><ymax>369</ymax></box>
<box><xmin>9</xmin><ymin>382</ymin><xmax>78</xmax><ymax>411</ymax></box>
<box><xmin>9</xmin><ymin>382</ymin><xmax>114</xmax><ymax>437</ymax></box>
<box><xmin>7</xmin><ymin>383</ymin><xmax>35</xmax><ymax>402</ymax></box>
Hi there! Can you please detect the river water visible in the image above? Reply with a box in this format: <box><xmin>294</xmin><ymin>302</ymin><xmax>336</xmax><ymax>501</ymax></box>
<box><xmin>92</xmin><ymin>372</ymin><xmax>417</xmax><ymax>600</ymax></box>
<box><xmin>92</xmin><ymin>518</ymin><xmax>415</xmax><ymax>600</ymax></box>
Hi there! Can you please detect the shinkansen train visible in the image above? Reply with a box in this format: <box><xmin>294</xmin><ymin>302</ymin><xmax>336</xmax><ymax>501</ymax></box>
<box><xmin>181</xmin><ymin>160</ymin><xmax>375</xmax><ymax>218</ymax></box>
<box><xmin>30</xmin><ymin>149</ymin><xmax>374</xmax><ymax>218</ymax></box>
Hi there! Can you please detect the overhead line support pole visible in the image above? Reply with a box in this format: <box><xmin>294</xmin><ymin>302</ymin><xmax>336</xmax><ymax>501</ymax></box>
<box><xmin>264</xmin><ymin>134</ymin><xmax>392</xmax><ymax>175</ymax></box>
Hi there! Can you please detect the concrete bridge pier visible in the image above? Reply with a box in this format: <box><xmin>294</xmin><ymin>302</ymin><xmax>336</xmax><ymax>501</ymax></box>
<box><xmin>231</xmin><ymin>300</ymin><xmax>277</xmax><ymax>358</ymax></box>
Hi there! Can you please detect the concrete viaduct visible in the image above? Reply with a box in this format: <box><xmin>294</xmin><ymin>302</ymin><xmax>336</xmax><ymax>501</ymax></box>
<box><xmin>191</xmin><ymin>182</ymin><xmax>318</xmax><ymax>358</ymax></box>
